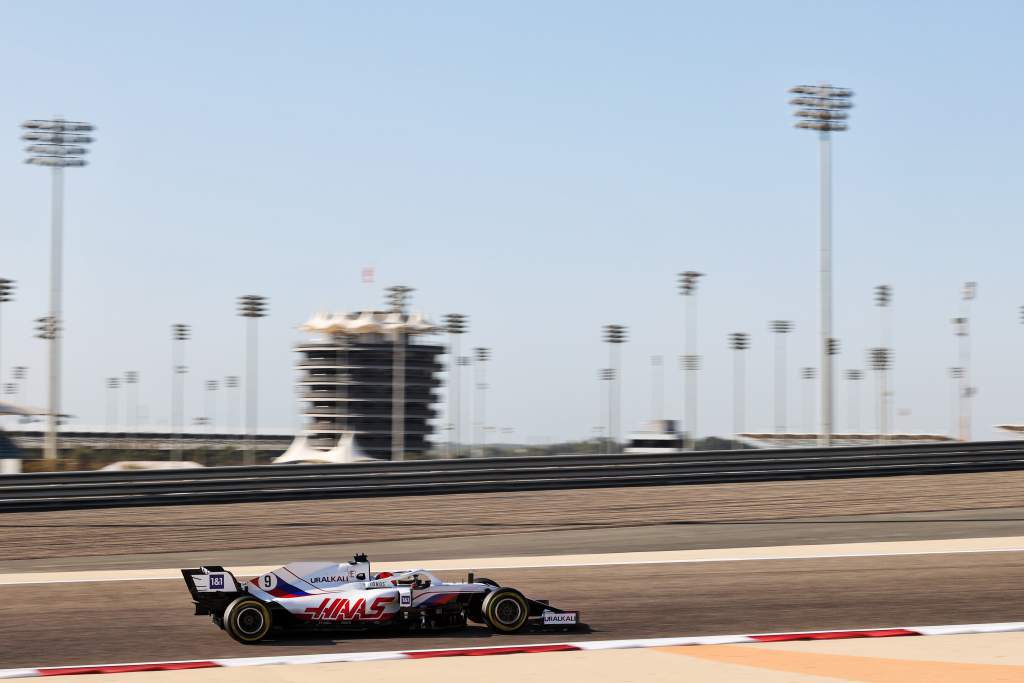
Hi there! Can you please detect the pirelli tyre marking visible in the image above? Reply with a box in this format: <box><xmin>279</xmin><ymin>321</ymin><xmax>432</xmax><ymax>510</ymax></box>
<box><xmin>224</xmin><ymin>597</ymin><xmax>272</xmax><ymax>643</ymax></box>
<box><xmin>481</xmin><ymin>588</ymin><xmax>529</xmax><ymax>633</ymax></box>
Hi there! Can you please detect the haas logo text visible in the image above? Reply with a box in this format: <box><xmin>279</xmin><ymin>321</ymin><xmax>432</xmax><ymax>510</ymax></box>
<box><xmin>303</xmin><ymin>596</ymin><xmax>395</xmax><ymax>621</ymax></box>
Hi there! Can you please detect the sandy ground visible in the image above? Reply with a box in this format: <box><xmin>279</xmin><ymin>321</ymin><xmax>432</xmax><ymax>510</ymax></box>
<box><xmin>32</xmin><ymin>633</ymin><xmax>1024</xmax><ymax>683</ymax></box>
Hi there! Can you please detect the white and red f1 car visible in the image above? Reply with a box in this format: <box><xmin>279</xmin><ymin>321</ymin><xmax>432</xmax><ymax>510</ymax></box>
<box><xmin>182</xmin><ymin>554</ymin><xmax>580</xmax><ymax>643</ymax></box>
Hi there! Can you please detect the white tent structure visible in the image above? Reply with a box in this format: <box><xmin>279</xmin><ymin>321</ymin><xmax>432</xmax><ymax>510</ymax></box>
<box><xmin>298</xmin><ymin>310</ymin><xmax>438</xmax><ymax>337</ymax></box>
<box><xmin>274</xmin><ymin>432</ymin><xmax>374</xmax><ymax>465</ymax></box>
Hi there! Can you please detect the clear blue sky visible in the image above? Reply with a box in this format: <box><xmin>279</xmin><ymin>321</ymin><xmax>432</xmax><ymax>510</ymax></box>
<box><xmin>1</xmin><ymin>1</ymin><xmax>1023</xmax><ymax>441</ymax></box>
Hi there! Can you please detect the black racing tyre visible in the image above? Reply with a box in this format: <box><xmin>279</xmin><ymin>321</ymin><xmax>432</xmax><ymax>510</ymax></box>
<box><xmin>468</xmin><ymin>578</ymin><xmax>501</xmax><ymax>622</ymax></box>
<box><xmin>224</xmin><ymin>597</ymin><xmax>273</xmax><ymax>643</ymax></box>
<box><xmin>481</xmin><ymin>588</ymin><xmax>529</xmax><ymax>633</ymax></box>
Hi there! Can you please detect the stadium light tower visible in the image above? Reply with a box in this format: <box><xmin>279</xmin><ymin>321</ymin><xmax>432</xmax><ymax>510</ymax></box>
<box><xmin>386</xmin><ymin>286</ymin><xmax>414</xmax><ymax>461</ymax></box>
<box><xmin>12</xmin><ymin>366</ymin><xmax>27</xmax><ymax>406</ymax></box>
<box><xmin>106</xmin><ymin>377</ymin><xmax>121</xmax><ymax>430</ymax></box>
<box><xmin>171</xmin><ymin>324</ymin><xmax>191</xmax><ymax>460</ymax></box>
<box><xmin>948</xmin><ymin>366</ymin><xmax>964</xmax><ymax>439</ymax></box>
<box><xmin>789</xmin><ymin>84</ymin><xmax>852</xmax><ymax>447</ymax></box>
<box><xmin>728</xmin><ymin>332</ymin><xmax>750</xmax><ymax>446</ymax></box>
<box><xmin>869</xmin><ymin>347</ymin><xmax>892</xmax><ymax>445</ymax></box>
<box><xmin>875</xmin><ymin>285</ymin><xmax>893</xmax><ymax>440</ymax></box>
<box><xmin>237</xmin><ymin>295</ymin><xmax>268</xmax><ymax>464</ymax></box>
<box><xmin>205</xmin><ymin>379</ymin><xmax>219</xmax><ymax>432</ymax></box>
<box><xmin>801</xmin><ymin>366</ymin><xmax>817</xmax><ymax>434</ymax></box>
<box><xmin>845</xmin><ymin>369</ymin><xmax>864</xmax><ymax>434</ymax></box>
<box><xmin>0</xmin><ymin>278</ymin><xmax>13</xmax><ymax>395</ymax></box>
<box><xmin>443</xmin><ymin>314</ymin><xmax>468</xmax><ymax>458</ymax></box>
<box><xmin>22</xmin><ymin>117</ymin><xmax>95</xmax><ymax>460</ymax></box>
<box><xmin>677</xmin><ymin>271</ymin><xmax>703</xmax><ymax>450</ymax></box>
<box><xmin>598</xmin><ymin>367</ymin><xmax>615</xmax><ymax>454</ymax></box>
<box><xmin>473</xmin><ymin>347</ymin><xmax>491</xmax><ymax>457</ymax></box>
<box><xmin>602</xmin><ymin>325</ymin><xmax>628</xmax><ymax>449</ymax></box>
<box><xmin>954</xmin><ymin>282</ymin><xmax>977</xmax><ymax>441</ymax></box>
<box><xmin>770</xmin><ymin>320</ymin><xmax>794</xmax><ymax>436</ymax></box>
<box><xmin>124</xmin><ymin>371</ymin><xmax>139</xmax><ymax>430</ymax></box>
<box><xmin>224</xmin><ymin>375</ymin><xmax>240</xmax><ymax>434</ymax></box>
<box><xmin>456</xmin><ymin>356</ymin><xmax>471</xmax><ymax>456</ymax></box>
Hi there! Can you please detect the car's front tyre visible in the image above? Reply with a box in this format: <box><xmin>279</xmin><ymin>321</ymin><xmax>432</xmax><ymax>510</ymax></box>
<box><xmin>481</xmin><ymin>588</ymin><xmax>529</xmax><ymax>633</ymax></box>
<box><xmin>223</xmin><ymin>597</ymin><xmax>272</xmax><ymax>643</ymax></box>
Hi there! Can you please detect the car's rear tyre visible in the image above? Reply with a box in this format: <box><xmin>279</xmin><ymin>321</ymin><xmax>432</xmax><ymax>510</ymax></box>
<box><xmin>481</xmin><ymin>588</ymin><xmax>529</xmax><ymax>633</ymax></box>
<box><xmin>224</xmin><ymin>597</ymin><xmax>272</xmax><ymax>643</ymax></box>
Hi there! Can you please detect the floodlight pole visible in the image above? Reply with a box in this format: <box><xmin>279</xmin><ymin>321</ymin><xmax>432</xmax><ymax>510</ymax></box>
<box><xmin>602</xmin><ymin>325</ymin><xmax>627</xmax><ymax>450</ymax></box>
<box><xmin>770</xmin><ymin>321</ymin><xmax>793</xmax><ymax>436</ymax></box>
<box><xmin>443</xmin><ymin>314</ymin><xmax>468</xmax><ymax>458</ymax></box>
<box><xmin>801</xmin><ymin>367</ymin><xmax>817</xmax><ymax>434</ymax></box>
<box><xmin>45</xmin><ymin>166</ymin><xmax>64</xmax><ymax>459</ymax></box>
<box><xmin>237</xmin><ymin>295</ymin><xmax>268</xmax><ymax>464</ymax></box>
<box><xmin>599</xmin><ymin>368</ymin><xmax>614</xmax><ymax>454</ymax></box>
<box><xmin>473</xmin><ymin>347</ymin><xmax>491</xmax><ymax>457</ymax></box>
<box><xmin>729</xmin><ymin>333</ymin><xmax>750</xmax><ymax>447</ymax></box>
<box><xmin>0</xmin><ymin>279</ymin><xmax>13</xmax><ymax>399</ymax></box>
<box><xmin>958</xmin><ymin>282</ymin><xmax>977</xmax><ymax>441</ymax></box>
<box><xmin>22</xmin><ymin>117</ymin><xmax>95</xmax><ymax>459</ymax></box>
<box><xmin>124</xmin><ymin>371</ymin><xmax>139</xmax><ymax>430</ymax></box>
<box><xmin>845</xmin><ymin>369</ymin><xmax>863</xmax><ymax>434</ymax></box>
<box><xmin>819</xmin><ymin>130</ymin><xmax>834</xmax><ymax>447</ymax></box>
<box><xmin>171</xmin><ymin>324</ymin><xmax>190</xmax><ymax>461</ymax></box>
<box><xmin>225</xmin><ymin>376</ymin><xmax>240</xmax><ymax>434</ymax></box>
<box><xmin>386</xmin><ymin>286</ymin><xmax>413</xmax><ymax>461</ymax></box>
<box><xmin>790</xmin><ymin>85</ymin><xmax>852</xmax><ymax>447</ymax></box>
<box><xmin>677</xmin><ymin>272</ymin><xmax>703</xmax><ymax>450</ymax></box>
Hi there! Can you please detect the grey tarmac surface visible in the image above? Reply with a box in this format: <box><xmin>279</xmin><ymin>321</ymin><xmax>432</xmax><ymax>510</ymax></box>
<box><xmin>4</xmin><ymin>470</ymin><xmax>1024</xmax><ymax>572</ymax></box>
<box><xmin>1</xmin><ymin>552</ymin><xmax>1023</xmax><ymax>669</ymax></box>
<box><xmin>5</xmin><ymin>507</ymin><xmax>1024</xmax><ymax>573</ymax></box>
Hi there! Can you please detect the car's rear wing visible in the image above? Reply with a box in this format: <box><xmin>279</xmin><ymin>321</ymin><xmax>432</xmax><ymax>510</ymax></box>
<box><xmin>181</xmin><ymin>566</ymin><xmax>244</xmax><ymax>616</ymax></box>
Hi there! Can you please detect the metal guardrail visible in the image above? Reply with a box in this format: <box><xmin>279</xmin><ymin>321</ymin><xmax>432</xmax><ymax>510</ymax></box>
<box><xmin>1</xmin><ymin>441</ymin><xmax>1022</xmax><ymax>512</ymax></box>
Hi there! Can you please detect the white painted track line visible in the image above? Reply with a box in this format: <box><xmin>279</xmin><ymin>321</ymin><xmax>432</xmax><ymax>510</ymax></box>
<box><xmin>2</xmin><ymin>536</ymin><xmax>1023</xmax><ymax>586</ymax></box>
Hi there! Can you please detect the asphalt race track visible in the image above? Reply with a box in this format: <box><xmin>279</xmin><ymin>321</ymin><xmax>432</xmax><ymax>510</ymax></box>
<box><xmin>1</xmin><ymin>552</ymin><xmax>1023</xmax><ymax>669</ymax></box>
<box><xmin>2</xmin><ymin>471</ymin><xmax>1023</xmax><ymax>670</ymax></box>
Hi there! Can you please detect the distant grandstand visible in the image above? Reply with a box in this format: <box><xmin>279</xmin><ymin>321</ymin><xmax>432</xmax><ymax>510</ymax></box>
<box><xmin>736</xmin><ymin>433</ymin><xmax>957</xmax><ymax>448</ymax></box>
<box><xmin>0</xmin><ymin>428</ymin><xmax>293</xmax><ymax>458</ymax></box>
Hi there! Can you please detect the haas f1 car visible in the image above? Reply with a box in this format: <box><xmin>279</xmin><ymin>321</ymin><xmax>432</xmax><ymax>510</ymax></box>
<box><xmin>182</xmin><ymin>554</ymin><xmax>579</xmax><ymax>643</ymax></box>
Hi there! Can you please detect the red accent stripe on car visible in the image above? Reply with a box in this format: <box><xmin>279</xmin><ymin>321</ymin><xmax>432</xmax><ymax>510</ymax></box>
<box><xmin>751</xmin><ymin>628</ymin><xmax>920</xmax><ymax>642</ymax></box>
